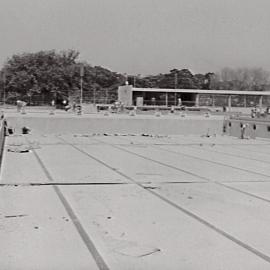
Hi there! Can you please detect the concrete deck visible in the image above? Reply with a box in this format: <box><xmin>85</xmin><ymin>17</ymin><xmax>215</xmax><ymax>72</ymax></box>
<box><xmin>2</xmin><ymin>113</ymin><xmax>270</xmax><ymax>269</ymax></box>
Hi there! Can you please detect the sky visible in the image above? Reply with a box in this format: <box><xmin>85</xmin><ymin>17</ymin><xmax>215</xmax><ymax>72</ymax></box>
<box><xmin>0</xmin><ymin>0</ymin><xmax>270</xmax><ymax>75</ymax></box>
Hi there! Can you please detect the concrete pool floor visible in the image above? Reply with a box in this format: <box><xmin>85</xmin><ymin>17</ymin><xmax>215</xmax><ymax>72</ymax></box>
<box><xmin>2</xmin><ymin>121</ymin><xmax>270</xmax><ymax>269</ymax></box>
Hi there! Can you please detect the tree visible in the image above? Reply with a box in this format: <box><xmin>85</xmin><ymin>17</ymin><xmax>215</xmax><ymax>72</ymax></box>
<box><xmin>217</xmin><ymin>67</ymin><xmax>270</xmax><ymax>91</ymax></box>
<box><xmin>0</xmin><ymin>50</ymin><xmax>124</xmax><ymax>105</ymax></box>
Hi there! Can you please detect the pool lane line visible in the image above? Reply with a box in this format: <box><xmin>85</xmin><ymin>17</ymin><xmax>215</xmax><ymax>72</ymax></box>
<box><xmin>93</xmin><ymin>136</ymin><xmax>270</xmax><ymax>182</ymax></box>
<box><xmin>28</xmin><ymin>145</ymin><xmax>110</xmax><ymax>270</ymax></box>
<box><xmin>232</xmin><ymin>144</ymin><xmax>270</xmax><ymax>156</ymax></box>
<box><xmin>59</xmin><ymin>136</ymin><xmax>270</xmax><ymax>265</ymax></box>
<box><xmin>188</xmin><ymin>144</ymin><xmax>270</xmax><ymax>165</ymax></box>
<box><xmin>150</xmin><ymin>144</ymin><xmax>270</xmax><ymax>179</ymax></box>
<box><xmin>97</xmin><ymin>136</ymin><xmax>270</xmax><ymax>204</ymax></box>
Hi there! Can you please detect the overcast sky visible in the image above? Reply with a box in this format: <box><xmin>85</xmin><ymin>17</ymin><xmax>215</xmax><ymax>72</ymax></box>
<box><xmin>0</xmin><ymin>0</ymin><xmax>270</xmax><ymax>75</ymax></box>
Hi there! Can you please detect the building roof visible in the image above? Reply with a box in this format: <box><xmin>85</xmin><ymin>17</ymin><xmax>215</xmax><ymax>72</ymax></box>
<box><xmin>133</xmin><ymin>88</ymin><xmax>270</xmax><ymax>96</ymax></box>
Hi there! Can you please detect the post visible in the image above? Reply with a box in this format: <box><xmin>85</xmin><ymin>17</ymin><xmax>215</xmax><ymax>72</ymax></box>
<box><xmin>259</xmin><ymin>95</ymin><xmax>263</xmax><ymax>112</ymax></box>
<box><xmin>94</xmin><ymin>86</ymin><xmax>96</xmax><ymax>105</ymax></box>
<box><xmin>80</xmin><ymin>76</ymin><xmax>83</xmax><ymax>106</ymax></box>
<box><xmin>165</xmin><ymin>92</ymin><xmax>168</xmax><ymax>107</ymax></box>
<box><xmin>105</xmin><ymin>89</ymin><xmax>108</xmax><ymax>104</ymax></box>
<box><xmin>228</xmin><ymin>95</ymin><xmax>232</xmax><ymax>112</ymax></box>
<box><xmin>80</xmin><ymin>65</ymin><xmax>84</xmax><ymax>107</ymax></box>
<box><xmin>195</xmin><ymin>94</ymin><xmax>199</xmax><ymax>107</ymax></box>
<box><xmin>244</xmin><ymin>95</ymin><xmax>247</xmax><ymax>108</ymax></box>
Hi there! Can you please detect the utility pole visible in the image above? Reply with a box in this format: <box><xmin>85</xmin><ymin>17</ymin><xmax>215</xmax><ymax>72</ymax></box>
<box><xmin>94</xmin><ymin>86</ymin><xmax>96</xmax><ymax>105</ymax></box>
<box><xmin>94</xmin><ymin>69</ymin><xmax>97</xmax><ymax>105</ymax></box>
<box><xmin>174</xmin><ymin>72</ymin><xmax>178</xmax><ymax>89</ymax></box>
<box><xmin>80</xmin><ymin>65</ymin><xmax>84</xmax><ymax>107</ymax></box>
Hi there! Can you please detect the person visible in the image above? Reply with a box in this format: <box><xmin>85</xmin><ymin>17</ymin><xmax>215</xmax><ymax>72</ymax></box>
<box><xmin>16</xmin><ymin>100</ymin><xmax>22</xmax><ymax>112</ymax></box>
<box><xmin>120</xmin><ymin>102</ymin><xmax>124</xmax><ymax>112</ymax></box>
<box><xmin>251</xmin><ymin>108</ymin><xmax>256</xmax><ymax>118</ymax></box>
<box><xmin>72</xmin><ymin>102</ymin><xmax>76</xmax><ymax>112</ymax></box>
<box><xmin>21</xmin><ymin>101</ymin><xmax>27</xmax><ymax>113</ymax></box>
<box><xmin>64</xmin><ymin>104</ymin><xmax>71</xmax><ymax>111</ymax></box>
<box><xmin>240</xmin><ymin>124</ymin><xmax>248</xmax><ymax>139</ymax></box>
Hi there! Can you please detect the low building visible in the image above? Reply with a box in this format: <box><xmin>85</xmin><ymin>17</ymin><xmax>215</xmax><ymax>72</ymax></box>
<box><xmin>118</xmin><ymin>85</ymin><xmax>270</xmax><ymax>110</ymax></box>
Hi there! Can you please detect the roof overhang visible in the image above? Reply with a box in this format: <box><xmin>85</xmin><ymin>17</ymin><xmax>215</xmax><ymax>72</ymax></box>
<box><xmin>132</xmin><ymin>88</ymin><xmax>270</xmax><ymax>96</ymax></box>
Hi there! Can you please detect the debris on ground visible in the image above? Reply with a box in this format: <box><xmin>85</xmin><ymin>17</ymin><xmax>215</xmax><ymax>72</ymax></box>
<box><xmin>4</xmin><ymin>214</ymin><xmax>28</xmax><ymax>218</ymax></box>
<box><xmin>7</xmin><ymin>128</ymin><xmax>14</xmax><ymax>135</ymax></box>
<box><xmin>143</xmin><ymin>185</ymin><xmax>160</xmax><ymax>190</ymax></box>
<box><xmin>22</xmin><ymin>126</ymin><xmax>31</xmax><ymax>134</ymax></box>
<box><xmin>7</xmin><ymin>146</ymin><xmax>31</xmax><ymax>153</ymax></box>
<box><xmin>73</xmin><ymin>133</ymin><xmax>169</xmax><ymax>138</ymax></box>
<box><xmin>116</xmin><ymin>244</ymin><xmax>161</xmax><ymax>258</ymax></box>
<box><xmin>7</xmin><ymin>143</ymin><xmax>40</xmax><ymax>153</ymax></box>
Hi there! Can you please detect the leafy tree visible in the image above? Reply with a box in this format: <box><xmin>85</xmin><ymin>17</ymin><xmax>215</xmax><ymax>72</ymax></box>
<box><xmin>0</xmin><ymin>50</ymin><xmax>124</xmax><ymax>105</ymax></box>
<box><xmin>217</xmin><ymin>67</ymin><xmax>270</xmax><ymax>91</ymax></box>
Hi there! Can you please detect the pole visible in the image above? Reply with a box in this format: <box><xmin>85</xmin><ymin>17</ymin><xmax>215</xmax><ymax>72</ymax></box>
<box><xmin>80</xmin><ymin>76</ymin><xmax>83</xmax><ymax>106</ymax></box>
<box><xmin>259</xmin><ymin>95</ymin><xmax>263</xmax><ymax>112</ymax></box>
<box><xmin>105</xmin><ymin>89</ymin><xmax>108</xmax><ymax>104</ymax></box>
<box><xmin>2</xmin><ymin>71</ymin><xmax>6</xmax><ymax>108</ymax></box>
<box><xmin>228</xmin><ymin>95</ymin><xmax>231</xmax><ymax>112</ymax></box>
<box><xmin>174</xmin><ymin>72</ymin><xmax>178</xmax><ymax>89</ymax></box>
<box><xmin>94</xmin><ymin>86</ymin><xmax>96</xmax><ymax>105</ymax></box>
<box><xmin>80</xmin><ymin>65</ymin><xmax>84</xmax><ymax>108</ymax></box>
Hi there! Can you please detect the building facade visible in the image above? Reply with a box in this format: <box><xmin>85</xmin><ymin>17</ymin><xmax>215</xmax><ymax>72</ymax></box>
<box><xmin>118</xmin><ymin>85</ymin><xmax>270</xmax><ymax>110</ymax></box>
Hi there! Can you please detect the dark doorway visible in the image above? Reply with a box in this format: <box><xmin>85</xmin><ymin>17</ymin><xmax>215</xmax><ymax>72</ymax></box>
<box><xmin>181</xmin><ymin>93</ymin><xmax>196</xmax><ymax>106</ymax></box>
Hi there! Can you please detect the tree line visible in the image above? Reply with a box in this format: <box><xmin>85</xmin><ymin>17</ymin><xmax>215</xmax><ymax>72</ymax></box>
<box><xmin>0</xmin><ymin>50</ymin><xmax>124</xmax><ymax>105</ymax></box>
<box><xmin>0</xmin><ymin>49</ymin><xmax>269</xmax><ymax>105</ymax></box>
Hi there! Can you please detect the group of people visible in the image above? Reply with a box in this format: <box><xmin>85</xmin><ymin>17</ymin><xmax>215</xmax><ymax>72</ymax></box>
<box><xmin>251</xmin><ymin>106</ymin><xmax>270</xmax><ymax>118</ymax></box>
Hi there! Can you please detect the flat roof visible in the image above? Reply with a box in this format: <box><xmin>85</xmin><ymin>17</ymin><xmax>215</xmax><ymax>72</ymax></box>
<box><xmin>133</xmin><ymin>88</ymin><xmax>270</xmax><ymax>96</ymax></box>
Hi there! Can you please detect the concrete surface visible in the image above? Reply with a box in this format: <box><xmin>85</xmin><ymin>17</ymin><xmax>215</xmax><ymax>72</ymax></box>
<box><xmin>2</xmin><ymin>112</ymin><xmax>270</xmax><ymax>269</ymax></box>
<box><xmin>6</xmin><ymin>111</ymin><xmax>224</xmax><ymax>135</ymax></box>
